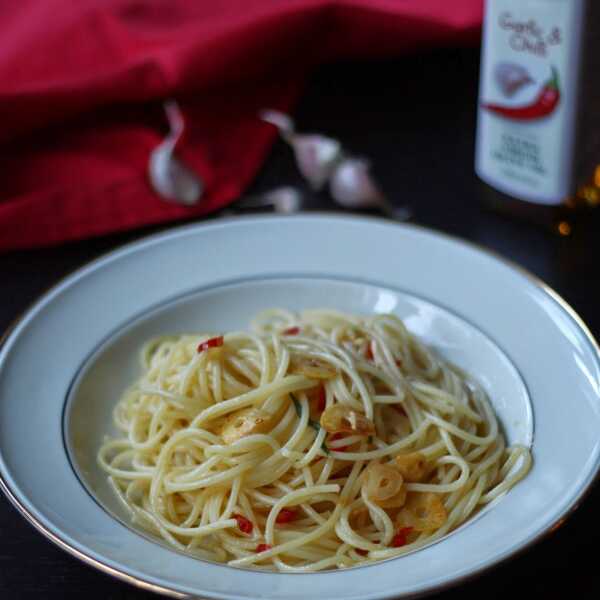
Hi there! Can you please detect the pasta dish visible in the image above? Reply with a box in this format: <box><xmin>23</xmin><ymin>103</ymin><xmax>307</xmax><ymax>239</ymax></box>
<box><xmin>98</xmin><ymin>310</ymin><xmax>531</xmax><ymax>571</ymax></box>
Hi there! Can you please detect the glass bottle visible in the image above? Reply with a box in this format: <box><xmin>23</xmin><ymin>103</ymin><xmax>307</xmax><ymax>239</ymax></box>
<box><xmin>475</xmin><ymin>0</ymin><xmax>600</xmax><ymax>235</ymax></box>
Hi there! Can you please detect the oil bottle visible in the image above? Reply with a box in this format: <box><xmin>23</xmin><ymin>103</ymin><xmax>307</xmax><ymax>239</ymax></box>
<box><xmin>475</xmin><ymin>0</ymin><xmax>600</xmax><ymax>235</ymax></box>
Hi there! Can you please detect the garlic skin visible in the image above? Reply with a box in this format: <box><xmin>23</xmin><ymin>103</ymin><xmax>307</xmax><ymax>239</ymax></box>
<box><xmin>260</xmin><ymin>109</ymin><xmax>342</xmax><ymax>190</ymax></box>
<box><xmin>148</xmin><ymin>100</ymin><xmax>203</xmax><ymax>205</ymax></box>
<box><xmin>494</xmin><ymin>62</ymin><xmax>534</xmax><ymax>98</ymax></box>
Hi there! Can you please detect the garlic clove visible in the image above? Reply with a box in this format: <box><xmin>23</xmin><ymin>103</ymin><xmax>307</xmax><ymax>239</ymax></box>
<box><xmin>260</xmin><ymin>109</ymin><xmax>342</xmax><ymax>190</ymax></box>
<box><xmin>330</xmin><ymin>158</ymin><xmax>411</xmax><ymax>221</ymax></box>
<box><xmin>293</xmin><ymin>134</ymin><xmax>342</xmax><ymax>190</ymax></box>
<box><xmin>164</xmin><ymin>100</ymin><xmax>185</xmax><ymax>139</ymax></box>
<box><xmin>329</xmin><ymin>158</ymin><xmax>385</xmax><ymax>209</ymax></box>
<box><xmin>148</xmin><ymin>100</ymin><xmax>203</xmax><ymax>205</ymax></box>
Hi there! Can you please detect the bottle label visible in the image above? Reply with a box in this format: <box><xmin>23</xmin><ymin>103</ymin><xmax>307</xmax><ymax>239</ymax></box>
<box><xmin>475</xmin><ymin>0</ymin><xmax>584</xmax><ymax>205</ymax></box>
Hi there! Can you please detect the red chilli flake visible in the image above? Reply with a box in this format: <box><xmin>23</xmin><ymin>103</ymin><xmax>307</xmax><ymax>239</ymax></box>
<box><xmin>355</xmin><ymin>548</ymin><xmax>369</xmax><ymax>556</ymax></box>
<box><xmin>316</xmin><ymin>384</ymin><xmax>326</xmax><ymax>412</ymax></box>
<box><xmin>391</xmin><ymin>526</ymin><xmax>414</xmax><ymax>548</ymax></box>
<box><xmin>329</xmin><ymin>432</ymin><xmax>350</xmax><ymax>452</ymax></box>
<box><xmin>365</xmin><ymin>342</ymin><xmax>374</xmax><ymax>361</ymax></box>
<box><xmin>276</xmin><ymin>508</ymin><xmax>298</xmax><ymax>524</ymax></box>
<box><xmin>283</xmin><ymin>326</ymin><xmax>300</xmax><ymax>335</ymax></box>
<box><xmin>256</xmin><ymin>543</ymin><xmax>272</xmax><ymax>553</ymax></box>
<box><xmin>233</xmin><ymin>514</ymin><xmax>253</xmax><ymax>534</ymax></box>
<box><xmin>197</xmin><ymin>336</ymin><xmax>224</xmax><ymax>353</ymax></box>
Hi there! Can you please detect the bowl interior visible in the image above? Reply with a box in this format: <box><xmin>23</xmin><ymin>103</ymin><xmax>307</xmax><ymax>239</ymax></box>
<box><xmin>64</xmin><ymin>276</ymin><xmax>533</xmax><ymax>552</ymax></box>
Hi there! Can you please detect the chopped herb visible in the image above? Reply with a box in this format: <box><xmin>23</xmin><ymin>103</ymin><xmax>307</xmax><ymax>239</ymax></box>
<box><xmin>291</xmin><ymin>393</ymin><xmax>329</xmax><ymax>455</ymax></box>
<box><xmin>308</xmin><ymin>418</ymin><xmax>321</xmax><ymax>433</ymax></box>
<box><xmin>291</xmin><ymin>393</ymin><xmax>302</xmax><ymax>418</ymax></box>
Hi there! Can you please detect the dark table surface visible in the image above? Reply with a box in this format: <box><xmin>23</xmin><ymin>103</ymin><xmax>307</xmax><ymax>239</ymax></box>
<box><xmin>1</xmin><ymin>47</ymin><xmax>599</xmax><ymax>598</ymax></box>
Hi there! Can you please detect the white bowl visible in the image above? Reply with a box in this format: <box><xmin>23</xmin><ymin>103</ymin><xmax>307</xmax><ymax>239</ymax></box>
<box><xmin>0</xmin><ymin>215</ymin><xmax>598</xmax><ymax>599</ymax></box>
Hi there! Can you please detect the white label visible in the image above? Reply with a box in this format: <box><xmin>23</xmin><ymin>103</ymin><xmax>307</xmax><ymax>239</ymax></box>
<box><xmin>475</xmin><ymin>0</ymin><xmax>584</xmax><ymax>205</ymax></box>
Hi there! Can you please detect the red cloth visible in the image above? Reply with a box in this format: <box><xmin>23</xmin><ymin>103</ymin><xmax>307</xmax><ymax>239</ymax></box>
<box><xmin>0</xmin><ymin>1</ymin><xmax>482</xmax><ymax>252</ymax></box>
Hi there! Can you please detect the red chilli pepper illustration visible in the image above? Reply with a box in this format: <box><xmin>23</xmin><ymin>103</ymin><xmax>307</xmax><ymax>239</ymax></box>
<box><xmin>482</xmin><ymin>67</ymin><xmax>560</xmax><ymax>121</ymax></box>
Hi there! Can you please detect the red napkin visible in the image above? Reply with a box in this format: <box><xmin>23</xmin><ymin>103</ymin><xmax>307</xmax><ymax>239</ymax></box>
<box><xmin>0</xmin><ymin>0</ymin><xmax>482</xmax><ymax>252</ymax></box>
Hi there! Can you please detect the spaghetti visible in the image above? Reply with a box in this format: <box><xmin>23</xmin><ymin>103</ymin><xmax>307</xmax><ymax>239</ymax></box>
<box><xmin>98</xmin><ymin>309</ymin><xmax>531</xmax><ymax>571</ymax></box>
